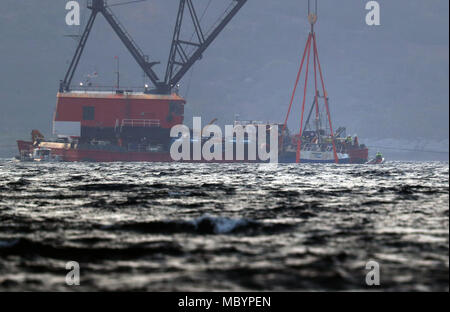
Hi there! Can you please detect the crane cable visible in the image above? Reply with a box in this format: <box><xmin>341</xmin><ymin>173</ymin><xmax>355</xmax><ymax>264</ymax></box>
<box><xmin>183</xmin><ymin>0</ymin><xmax>213</xmax><ymax>99</ymax></box>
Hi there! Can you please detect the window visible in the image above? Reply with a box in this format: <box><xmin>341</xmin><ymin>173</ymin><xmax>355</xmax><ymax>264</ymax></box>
<box><xmin>83</xmin><ymin>106</ymin><xmax>95</xmax><ymax>120</ymax></box>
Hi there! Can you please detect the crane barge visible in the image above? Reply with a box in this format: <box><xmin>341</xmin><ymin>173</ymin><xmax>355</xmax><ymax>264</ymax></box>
<box><xmin>16</xmin><ymin>0</ymin><xmax>369</xmax><ymax>164</ymax></box>
<box><xmin>17</xmin><ymin>0</ymin><xmax>250</xmax><ymax>162</ymax></box>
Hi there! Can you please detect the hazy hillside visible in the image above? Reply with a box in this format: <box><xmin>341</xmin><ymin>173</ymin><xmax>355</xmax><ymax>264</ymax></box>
<box><xmin>0</xmin><ymin>0</ymin><xmax>448</xmax><ymax>159</ymax></box>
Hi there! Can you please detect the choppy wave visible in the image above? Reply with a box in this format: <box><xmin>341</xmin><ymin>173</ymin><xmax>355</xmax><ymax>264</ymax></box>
<box><xmin>104</xmin><ymin>214</ymin><xmax>294</xmax><ymax>235</ymax></box>
<box><xmin>0</xmin><ymin>160</ymin><xmax>448</xmax><ymax>291</ymax></box>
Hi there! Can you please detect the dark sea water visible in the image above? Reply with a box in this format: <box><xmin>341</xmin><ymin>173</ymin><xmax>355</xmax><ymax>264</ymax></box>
<box><xmin>0</xmin><ymin>159</ymin><xmax>448</xmax><ymax>291</ymax></box>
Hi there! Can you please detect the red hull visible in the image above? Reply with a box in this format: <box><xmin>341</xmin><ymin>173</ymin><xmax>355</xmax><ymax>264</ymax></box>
<box><xmin>17</xmin><ymin>140</ymin><xmax>33</xmax><ymax>153</ymax></box>
<box><xmin>347</xmin><ymin>147</ymin><xmax>369</xmax><ymax>164</ymax></box>
<box><xmin>19</xmin><ymin>142</ymin><xmax>172</xmax><ymax>162</ymax></box>
<box><xmin>17</xmin><ymin>140</ymin><xmax>367</xmax><ymax>163</ymax></box>
<box><xmin>62</xmin><ymin>149</ymin><xmax>172</xmax><ymax>162</ymax></box>
<box><xmin>56</xmin><ymin>148</ymin><xmax>261</xmax><ymax>163</ymax></box>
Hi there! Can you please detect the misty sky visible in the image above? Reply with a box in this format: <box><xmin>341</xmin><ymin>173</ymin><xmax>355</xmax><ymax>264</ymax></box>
<box><xmin>0</xmin><ymin>0</ymin><xmax>448</xmax><ymax>158</ymax></box>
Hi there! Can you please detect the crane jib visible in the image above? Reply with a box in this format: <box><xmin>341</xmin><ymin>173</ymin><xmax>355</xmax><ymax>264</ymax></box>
<box><xmin>60</xmin><ymin>0</ymin><xmax>248</xmax><ymax>94</ymax></box>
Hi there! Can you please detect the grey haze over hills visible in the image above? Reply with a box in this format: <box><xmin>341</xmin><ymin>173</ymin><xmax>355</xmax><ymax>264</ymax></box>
<box><xmin>0</xmin><ymin>0</ymin><xmax>448</xmax><ymax>160</ymax></box>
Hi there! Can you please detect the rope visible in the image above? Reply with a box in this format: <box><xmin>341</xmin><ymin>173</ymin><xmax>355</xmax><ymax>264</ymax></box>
<box><xmin>296</xmin><ymin>35</ymin><xmax>313</xmax><ymax>163</ymax></box>
<box><xmin>183</xmin><ymin>0</ymin><xmax>213</xmax><ymax>99</ymax></box>
<box><xmin>312</xmin><ymin>32</ymin><xmax>339</xmax><ymax>163</ymax></box>
<box><xmin>282</xmin><ymin>35</ymin><xmax>312</xmax><ymax>134</ymax></box>
<box><xmin>186</xmin><ymin>0</ymin><xmax>213</xmax><ymax>56</ymax></box>
<box><xmin>183</xmin><ymin>66</ymin><xmax>195</xmax><ymax>99</ymax></box>
<box><xmin>313</xmin><ymin>30</ymin><xmax>319</xmax><ymax>120</ymax></box>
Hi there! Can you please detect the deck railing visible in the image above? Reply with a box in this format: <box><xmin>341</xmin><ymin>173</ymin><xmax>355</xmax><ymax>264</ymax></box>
<box><xmin>121</xmin><ymin>119</ymin><xmax>161</xmax><ymax>128</ymax></box>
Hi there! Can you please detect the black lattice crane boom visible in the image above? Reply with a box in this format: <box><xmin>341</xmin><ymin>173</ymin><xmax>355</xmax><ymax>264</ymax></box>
<box><xmin>60</xmin><ymin>0</ymin><xmax>247</xmax><ymax>94</ymax></box>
